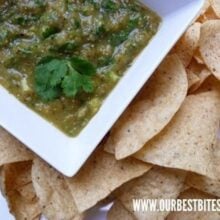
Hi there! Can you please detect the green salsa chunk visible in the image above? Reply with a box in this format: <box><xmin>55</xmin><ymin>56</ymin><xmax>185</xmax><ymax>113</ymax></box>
<box><xmin>0</xmin><ymin>0</ymin><xmax>160</xmax><ymax>136</ymax></box>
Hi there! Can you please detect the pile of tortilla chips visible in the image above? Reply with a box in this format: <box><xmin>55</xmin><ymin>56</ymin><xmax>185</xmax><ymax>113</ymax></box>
<box><xmin>1</xmin><ymin>0</ymin><xmax>220</xmax><ymax>219</ymax></box>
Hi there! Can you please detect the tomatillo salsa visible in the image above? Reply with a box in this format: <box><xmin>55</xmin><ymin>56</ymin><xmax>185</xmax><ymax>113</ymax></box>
<box><xmin>0</xmin><ymin>0</ymin><xmax>160</xmax><ymax>136</ymax></box>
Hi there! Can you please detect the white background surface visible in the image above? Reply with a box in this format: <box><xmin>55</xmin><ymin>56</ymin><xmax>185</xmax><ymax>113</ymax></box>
<box><xmin>0</xmin><ymin>192</ymin><xmax>14</xmax><ymax>220</ymax></box>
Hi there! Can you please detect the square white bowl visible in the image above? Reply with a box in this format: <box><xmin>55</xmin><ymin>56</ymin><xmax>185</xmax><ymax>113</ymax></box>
<box><xmin>0</xmin><ymin>0</ymin><xmax>204</xmax><ymax>177</ymax></box>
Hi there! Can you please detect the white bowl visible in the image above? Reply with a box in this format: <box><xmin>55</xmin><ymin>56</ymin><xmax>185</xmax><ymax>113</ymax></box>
<box><xmin>0</xmin><ymin>0</ymin><xmax>204</xmax><ymax>177</ymax></box>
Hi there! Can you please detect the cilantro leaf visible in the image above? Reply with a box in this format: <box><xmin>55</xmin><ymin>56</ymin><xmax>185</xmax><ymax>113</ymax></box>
<box><xmin>46</xmin><ymin>59</ymin><xmax>67</xmax><ymax>87</ymax></box>
<box><xmin>34</xmin><ymin>56</ymin><xmax>96</xmax><ymax>102</ymax></box>
<box><xmin>34</xmin><ymin>59</ymin><xmax>68</xmax><ymax>101</ymax></box>
<box><xmin>71</xmin><ymin>57</ymin><xmax>96</xmax><ymax>76</ymax></box>
<box><xmin>81</xmin><ymin>75</ymin><xmax>94</xmax><ymax>93</ymax></box>
<box><xmin>35</xmin><ymin>85</ymin><xmax>61</xmax><ymax>102</ymax></box>
<box><xmin>62</xmin><ymin>69</ymin><xmax>81</xmax><ymax>97</ymax></box>
<box><xmin>62</xmin><ymin>64</ymin><xmax>94</xmax><ymax>97</ymax></box>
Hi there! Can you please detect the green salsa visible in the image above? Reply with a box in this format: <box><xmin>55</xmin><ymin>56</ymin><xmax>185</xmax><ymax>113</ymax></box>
<box><xmin>0</xmin><ymin>0</ymin><xmax>160</xmax><ymax>136</ymax></box>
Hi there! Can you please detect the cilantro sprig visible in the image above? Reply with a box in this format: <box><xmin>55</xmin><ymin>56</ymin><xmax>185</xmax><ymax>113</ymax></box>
<box><xmin>34</xmin><ymin>57</ymin><xmax>96</xmax><ymax>102</ymax></box>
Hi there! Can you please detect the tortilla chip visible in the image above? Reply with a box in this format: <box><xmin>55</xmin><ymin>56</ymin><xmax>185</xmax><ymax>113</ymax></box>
<box><xmin>198</xmin><ymin>6</ymin><xmax>218</xmax><ymax>22</ymax></box>
<box><xmin>1</xmin><ymin>161</ymin><xmax>32</xmax><ymax>193</ymax></box>
<box><xmin>65</xmin><ymin>148</ymin><xmax>151</xmax><ymax>212</ymax></box>
<box><xmin>196</xmin><ymin>75</ymin><xmax>220</xmax><ymax>93</ymax></box>
<box><xmin>108</xmin><ymin>201</ymin><xmax>135</xmax><ymax>220</ymax></box>
<box><xmin>186</xmin><ymin>173</ymin><xmax>220</xmax><ymax>198</ymax></box>
<box><xmin>192</xmin><ymin>0</ymin><xmax>210</xmax><ymax>21</ymax></box>
<box><xmin>0</xmin><ymin>161</ymin><xmax>41</xmax><ymax>220</ymax></box>
<box><xmin>193</xmin><ymin>0</ymin><xmax>210</xmax><ymax>22</ymax></box>
<box><xmin>210</xmin><ymin>0</ymin><xmax>220</xmax><ymax>18</ymax></box>
<box><xmin>197</xmin><ymin>68</ymin><xmax>212</xmax><ymax>86</ymax></box>
<box><xmin>187</xmin><ymin>71</ymin><xmax>200</xmax><ymax>91</ymax></box>
<box><xmin>187</xmin><ymin>58</ymin><xmax>205</xmax><ymax>74</ymax></box>
<box><xmin>189</xmin><ymin>68</ymin><xmax>212</xmax><ymax>92</ymax></box>
<box><xmin>172</xmin><ymin>22</ymin><xmax>201</xmax><ymax>67</ymax></box>
<box><xmin>199</xmin><ymin>20</ymin><xmax>220</xmax><ymax>79</ymax></box>
<box><xmin>134</xmin><ymin>92</ymin><xmax>220</xmax><ymax>178</ymax></box>
<box><xmin>32</xmin><ymin>158</ymin><xmax>82</xmax><ymax>220</ymax></box>
<box><xmin>186</xmin><ymin>140</ymin><xmax>220</xmax><ymax>197</ymax></box>
<box><xmin>167</xmin><ymin>188</ymin><xmax>220</xmax><ymax>220</ymax></box>
<box><xmin>0</xmin><ymin>127</ymin><xmax>33</xmax><ymax>166</ymax></box>
<box><xmin>104</xmin><ymin>55</ymin><xmax>188</xmax><ymax>159</ymax></box>
<box><xmin>116</xmin><ymin>167</ymin><xmax>186</xmax><ymax>220</ymax></box>
<box><xmin>200</xmin><ymin>0</ymin><xmax>210</xmax><ymax>16</ymax></box>
<box><xmin>193</xmin><ymin>49</ymin><xmax>205</xmax><ymax>64</ymax></box>
<box><xmin>104</xmin><ymin>137</ymin><xmax>115</xmax><ymax>155</ymax></box>
<box><xmin>187</xmin><ymin>62</ymin><xmax>211</xmax><ymax>93</ymax></box>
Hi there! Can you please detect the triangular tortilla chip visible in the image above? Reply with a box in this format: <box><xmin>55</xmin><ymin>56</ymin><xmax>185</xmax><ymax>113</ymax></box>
<box><xmin>104</xmin><ymin>55</ymin><xmax>187</xmax><ymax>159</ymax></box>
<box><xmin>0</xmin><ymin>161</ymin><xmax>41</xmax><ymax>220</ymax></box>
<box><xmin>116</xmin><ymin>167</ymin><xmax>186</xmax><ymax>220</ymax></box>
<box><xmin>199</xmin><ymin>0</ymin><xmax>210</xmax><ymax>17</ymax></box>
<box><xmin>198</xmin><ymin>5</ymin><xmax>218</xmax><ymax>22</ymax></box>
<box><xmin>186</xmin><ymin>140</ymin><xmax>220</xmax><ymax>197</ymax></box>
<box><xmin>199</xmin><ymin>20</ymin><xmax>220</xmax><ymax>79</ymax></box>
<box><xmin>186</xmin><ymin>173</ymin><xmax>220</xmax><ymax>198</ymax></box>
<box><xmin>210</xmin><ymin>0</ymin><xmax>220</xmax><ymax>18</ymax></box>
<box><xmin>172</xmin><ymin>22</ymin><xmax>201</xmax><ymax>67</ymax></box>
<box><xmin>135</xmin><ymin>92</ymin><xmax>220</xmax><ymax>178</ymax></box>
<box><xmin>194</xmin><ymin>0</ymin><xmax>210</xmax><ymax>22</ymax></box>
<box><xmin>187</xmin><ymin>71</ymin><xmax>200</xmax><ymax>91</ymax></box>
<box><xmin>167</xmin><ymin>188</ymin><xmax>220</xmax><ymax>220</ymax></box>
<box><xmin>0</xmin><ymin>127</ymin><xmax>33</xmax><ymax>166</ymax></box>
<box><xmin>65</xmin><ymin>148</ymin><xmax>151</xmax><ymax>212</ymax></box>
<box><xmin>32</xmin><ymin>158</ymin><xmax>82</xmax><ymax>220</ymax></box>
<box><xmin>189</xmin><ymin>68</ymin><xmax>211</xmax><ymax>92</ymax></box>
<box><xmin>193</xmin><ymin>49</ymin><xmax>205</xmax><ymax>64</ymax></box>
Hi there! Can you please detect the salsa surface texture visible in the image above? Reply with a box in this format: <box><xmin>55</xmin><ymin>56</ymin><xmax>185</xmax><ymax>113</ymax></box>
<box><xmin>0</xmin><ymin>0</ymin><xmax>160</xmax><ymax>136</ymax></box>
